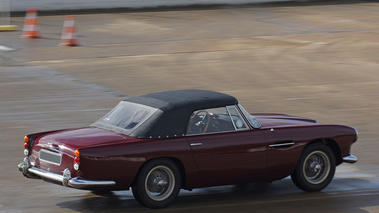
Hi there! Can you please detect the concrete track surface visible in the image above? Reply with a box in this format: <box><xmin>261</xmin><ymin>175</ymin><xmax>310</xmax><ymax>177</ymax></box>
<box><xmin>1</xmin><ymin>0</ymin><xmax>379</xmax><ymax>212</ymax></box>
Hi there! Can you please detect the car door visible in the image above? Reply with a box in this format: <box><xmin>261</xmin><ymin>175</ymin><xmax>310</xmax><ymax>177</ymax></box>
<box><xmin>186</xmin><ymin>106</ymin><xmax>267</xmax><ymax>187</ymax></box>
<box><xmin>263</xmin><ymin>127</ymin><xmax>307</xmax><ymax>181</ymax></box>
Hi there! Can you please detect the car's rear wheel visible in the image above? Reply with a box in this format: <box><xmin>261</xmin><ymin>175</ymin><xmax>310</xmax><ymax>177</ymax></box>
<box><xmin>132</xmin><ymin>159</ymin><xmax>181</xmax><ymax>209</ymax></box>
<box><xmin>291</xmin><ymin>143</ymin><xmax>336</xmax><ymax>192</ymax></box>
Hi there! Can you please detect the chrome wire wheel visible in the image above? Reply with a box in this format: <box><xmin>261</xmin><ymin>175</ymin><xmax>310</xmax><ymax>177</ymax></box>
<box><xmin>291</xmin><ymin>143</ymin><xmax>336</xmax><ymax>192</ymax></box>
<box><xmin>132</xmin><ymin>159</ymin><xmax>181</xmax><ymax>208</ymax></box>
<box><xmin>145</xmin><ymin>165</ymin><xmax>175</xmax><ymax>202</ymax></box>
<box><xmin>303</xmin><ymin>151</ymin><xmax>330</xmax><ymax>184</ymax></box>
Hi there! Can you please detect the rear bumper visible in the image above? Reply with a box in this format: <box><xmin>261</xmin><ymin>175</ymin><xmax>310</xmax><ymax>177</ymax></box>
<box><xmin>343</xmin><ymin>154</ymin><xmax>358</xmax><ymax>164</ymax></box>
<box><xmin>18</xmin><ymin>157</ymin><xmax>115</xmax><ymax>189</ymax></box>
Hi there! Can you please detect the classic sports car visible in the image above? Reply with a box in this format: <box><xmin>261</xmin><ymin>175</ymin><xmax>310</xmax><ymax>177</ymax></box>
<box><xmin>18</xmin><ymin>89</ymin><xmax>358</xmax><ymax>208</ymax></box>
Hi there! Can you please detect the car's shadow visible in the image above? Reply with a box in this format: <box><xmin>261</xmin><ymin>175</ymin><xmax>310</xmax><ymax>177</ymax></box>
<box><xmin>56</xmin><ymin>178</ymin><xmax>377</xmax><ymax>213</ymax></box>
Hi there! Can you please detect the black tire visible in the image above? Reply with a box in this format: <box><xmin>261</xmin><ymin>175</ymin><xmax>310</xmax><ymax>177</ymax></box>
<box><xmin>291</xmin><ymin>143</ymin><xmax>336</xmax><ymax>192</ymax></box>
<box><xmin>132</xmin><ymin>159</ymin><xmax>181</xmax><ymax>209</ymax></box>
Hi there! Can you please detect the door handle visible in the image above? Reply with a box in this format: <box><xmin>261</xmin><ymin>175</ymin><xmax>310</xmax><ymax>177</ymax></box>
<box><xmin>190</xmin><ymin>143</ymin><xmax>203</xmax><ymax>147</ymax></box>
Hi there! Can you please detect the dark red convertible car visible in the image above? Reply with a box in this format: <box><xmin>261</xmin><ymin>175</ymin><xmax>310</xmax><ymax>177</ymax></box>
<box><xmin>18</xmin><ymin>89</ymin><xmax>358</xmax><ymax>208</ymax></box>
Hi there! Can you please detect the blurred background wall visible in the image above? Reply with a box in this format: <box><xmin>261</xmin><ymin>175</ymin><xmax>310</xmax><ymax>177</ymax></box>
<box><xmin>6</xmin><ymin>0</ymin><xmax>292</xmax><ymax>12</ymax></box>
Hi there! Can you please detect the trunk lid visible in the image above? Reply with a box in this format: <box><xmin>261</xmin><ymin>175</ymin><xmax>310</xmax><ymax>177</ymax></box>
<box><xmin>35</xmin><ymin>127</ymin><xmax>133</xmax><ymax>151</ymax></box>
<box><xmin>28</xmin><ymin>127</ymin><xmax>138</xmax><ymax>176</ymax></box>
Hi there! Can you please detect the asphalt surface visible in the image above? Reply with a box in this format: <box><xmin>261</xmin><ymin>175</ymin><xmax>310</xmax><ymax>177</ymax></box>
<box><xmin>1</xmin><ymin>0</ymin><xmax>379</xmax><ymax>212</ymax></box>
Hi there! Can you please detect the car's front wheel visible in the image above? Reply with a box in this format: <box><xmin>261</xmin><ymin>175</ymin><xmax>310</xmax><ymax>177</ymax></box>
<box><xmin>132</xmin><ymin>159</ymin><xmax>181</xmax><ymax>209</ymax></box>
<box><xmin>291</xmin><ymin>143</ymin><xmax>336</xmax><ymax>192</ymax></box>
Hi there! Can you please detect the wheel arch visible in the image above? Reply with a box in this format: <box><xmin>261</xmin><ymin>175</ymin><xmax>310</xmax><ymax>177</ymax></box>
<box><xmin>304</xmin><ymin>138</ymin><xmax>342</xmax><ymax>166</ymax></box>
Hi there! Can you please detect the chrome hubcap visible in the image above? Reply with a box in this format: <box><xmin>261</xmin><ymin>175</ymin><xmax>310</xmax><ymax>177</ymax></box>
<box><xmin>154</xmin><ymin>178</ymin><xmax>168</xmax><ymax>186</ymax></box>
<box><xmin>303</xmin><ymin>151</ymin><xmax>330</xmax><ymax>184</ymax></box>
<box><xmin>145</xmin><ymin>165</ymin><xmax>175</xmax><ymax>201</ymax></box>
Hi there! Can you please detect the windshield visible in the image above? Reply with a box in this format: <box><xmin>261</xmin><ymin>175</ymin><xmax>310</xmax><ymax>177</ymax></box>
<box><xmin>92</xmin><ymin>101</ymin><xmax>158</xmax><ymax>135</ymax></box>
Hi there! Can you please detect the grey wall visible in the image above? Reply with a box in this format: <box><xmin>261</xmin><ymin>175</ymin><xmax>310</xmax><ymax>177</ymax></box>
<box><xmin>4</xmin><ymin>0</ymin><xmax>291</xmax><ymax>12</ymax></box>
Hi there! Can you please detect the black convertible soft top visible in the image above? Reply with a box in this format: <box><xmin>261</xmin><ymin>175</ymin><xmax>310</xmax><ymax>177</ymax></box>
<box><xmin>124</xmin><ymin>89</ymin><xmax>238</xmax><ymax>138</ymax></box>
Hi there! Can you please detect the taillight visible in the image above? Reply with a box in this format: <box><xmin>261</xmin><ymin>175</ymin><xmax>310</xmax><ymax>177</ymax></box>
<box><xmin>24</xmin><ymin>136</ymin><xmax>29</xmax><ymax>156</ymax></box>
<box><xmin>74</xmin><ymin>149</ymin><xmax>80</xmax><ymax>170</ymax></box>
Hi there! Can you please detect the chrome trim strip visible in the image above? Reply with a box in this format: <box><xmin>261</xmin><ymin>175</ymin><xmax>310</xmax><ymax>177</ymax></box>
<box><xmin>269</xmin><ymin>142</ymin><xmax>295</xmax><ymax>148</ymax></box>
<box><xmin>343</xmin><ymin>154</ymin><xmax>358</xmax><ymax>164</ymax></box>
<box><xmin>226</xmin><ymin>106</ymin><xmax>238</xmax><ymax>131</ymax></box>
<box><xmin>18</xmin><ymin>157</ymin><xmax>116</xmax><ymax>189</ymax></box>
<box><xmin>186</xmin><ymin>129</ymin><xmax>238</xmax><ymax>136</ymax></box>
<box><xmin>190</xmin><ymin>143</ymin><xmax>203</xmax><ymax>147</ymax></box>
<box><xmin>68</xmin><ymin>178</ymin><xmax>116</xmax><ymax>189</ymax></box>
<box><xmin>29</xmin><ymin>167</ymin><xmax>63</xmax><ymax>183</ymax></box>
<box><xmin>42</xmin><ymin>143</ymin><xmax>60</xmax><ymax>152</ymax></box>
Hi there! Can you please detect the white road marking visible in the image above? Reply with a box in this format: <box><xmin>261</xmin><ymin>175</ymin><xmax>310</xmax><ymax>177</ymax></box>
<box><xmin>0</xmin><ymin>45</ymin><xmax>15</xmax><ymax>51</ymax></box>
<box><xmin>286</xmin><ymin>97</ymin><xmax>314</xmax><ymax>101</ymax></box>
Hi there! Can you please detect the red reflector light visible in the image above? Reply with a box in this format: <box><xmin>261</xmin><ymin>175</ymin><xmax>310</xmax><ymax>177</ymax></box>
<box><xmin>24</xmin><ymin>136</ymin><xmax>29</xmax><ymax>143</ymax></box>
<box><xmin>74</xmin><ymin>157</ymin><xmax>79</xmax><ymax>163</ymax></box>
<box><xmin>24</xmin><ymin>143</ymin><xmax>29</xmax><ymax>149</ymax></box>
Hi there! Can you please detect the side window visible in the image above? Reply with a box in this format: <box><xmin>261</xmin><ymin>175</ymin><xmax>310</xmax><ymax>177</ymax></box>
<box><xmin>227</xmin><ymin>106</ymin><xmax>249</xmax><ymax>131</ymax></box>
<box><xmin>186</xmin><ymin>107</ymin><xmax>235</xmax><ymax>135</ymax></box>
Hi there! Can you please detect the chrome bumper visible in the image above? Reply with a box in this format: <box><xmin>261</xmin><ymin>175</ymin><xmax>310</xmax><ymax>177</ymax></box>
<box><xmin>343</xmin><ymin>154</ymin><xmax>358</xmax><ymax>164</ymax></box>
<box><xmin>18</xmin><ymin>157</ymin><xmax>115</xmax><ymax>189</ymax></box>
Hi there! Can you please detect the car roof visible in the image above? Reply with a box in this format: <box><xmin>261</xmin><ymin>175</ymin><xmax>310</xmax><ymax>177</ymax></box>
<box><xmin>124</xmin><ymin>90</ymin><xmax>238</xmax><ymax>138</ymax></box>
<box><xmin>125</xmin><ymin>89</ymin><xmax>238</xmax><ymax>112</ymax></box>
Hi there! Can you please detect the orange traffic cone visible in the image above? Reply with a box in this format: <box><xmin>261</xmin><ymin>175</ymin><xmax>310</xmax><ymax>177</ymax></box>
<box><xmin>22</xmin><ymin>8</ymin><xmax>39</xmax><ymax>38</ymax></box>
<box><xmin>60</xmin><ymin>15</ymin><xmax>78</xmax><ymax>46</ymax></box>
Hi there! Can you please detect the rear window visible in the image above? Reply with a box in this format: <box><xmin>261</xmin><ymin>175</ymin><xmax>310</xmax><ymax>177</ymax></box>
<box><xmin>92</xmin><ymin>101</ymin><xmax>157</xmax><ymax>135</ymax></box>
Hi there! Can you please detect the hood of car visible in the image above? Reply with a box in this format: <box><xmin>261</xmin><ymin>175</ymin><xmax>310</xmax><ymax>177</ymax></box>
<box><xmin>35</xmin><ymin>127</ymin><xmax>135</xmax><ymax>151</ymax></box>
<box><xmin>253</xmin><ymin>113</ymin><xmax>318</xmax><ymax>128</ymax></box>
